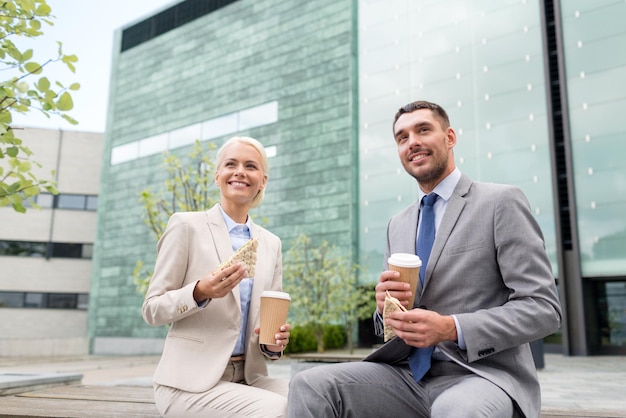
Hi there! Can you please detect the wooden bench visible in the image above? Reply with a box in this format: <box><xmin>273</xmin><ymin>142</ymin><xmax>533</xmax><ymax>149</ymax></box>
<box><xmin>1</xmin><ymin>369</ymin><xmax>624</xmax><ymax>418</ymax></box>
<box><xmin>0</xmin><ymin>385</ymin><xmax>159</xmax><ymax>417</ymax></box>
<box><xmin>0</xmin><ymin>372</ymin><xmax>82</xmax><ymax>396</ymax></box>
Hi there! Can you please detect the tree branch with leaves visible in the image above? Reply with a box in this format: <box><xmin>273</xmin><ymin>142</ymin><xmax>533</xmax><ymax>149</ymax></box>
<box><xmin>0</xmin><ymin>0</ymin><xmax>79</xmax><ymax>212</ymax></box>
<box><xmin>283</xmin><ymin>234</ymin><xmax>375</xmax><ymax>353</ymax></box>
<box><xmin>133</xmin><ymin>140</ymin><xmax>220</xmax><ymax>295</ymax></box>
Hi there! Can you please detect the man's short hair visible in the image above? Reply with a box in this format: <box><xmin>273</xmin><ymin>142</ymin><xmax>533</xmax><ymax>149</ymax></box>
<box><xmin>393</xmin><ymin>100</ymin><xmax>450</xmax><ymax>133</ymax></box>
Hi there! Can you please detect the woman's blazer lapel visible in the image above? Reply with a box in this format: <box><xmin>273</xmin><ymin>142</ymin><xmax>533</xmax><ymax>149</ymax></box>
<box><xmin>205</xmin><ymin>204</ymin><xmax>241</xmax><ymax>308</ymax></box>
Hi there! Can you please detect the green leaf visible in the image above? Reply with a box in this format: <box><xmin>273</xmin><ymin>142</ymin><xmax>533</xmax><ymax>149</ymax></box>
<box><xmin>30</xmin><ymin>19</ymin><xmax>42</xmax><ymax>31</ymax></box>
<box><xmin>35</xmin><ymin>3</ymin><xmax>52</xmax><ymax>16</ymax></box>
<box><xmin>19</xmin><ymin>161</ymin><xmax>32</xmax><ymax>172</ymax></box>
<box><xmin>62</xmin><ymin>54</ymin><xmax>78</xmax><ymax>63</ymax></box>
<box><xmin>7</xmin><ymin>147</ymin><xmax>19</xmax><ymax>157</ymax></box>
<box><xmin>61</xmin><ymin>113</ymin><xmax>78</xmax><ymax>125</ymax></box>
<box><xmin>37</xmin><ymin>77</ymin><xmax>50</xmax><ymax>92</ymax></box>
<box><xmin>22</xmin><ymin>49</ymin><xmax>34</xmax><ymax>61</ymax></box>
<box><xmin>25</xmin><ymin>62</ymin><xmax>43</xmax><ymax>74</ymax></box>
<box><xmin>69</xmin><ymin>82</ymin><xmax>80</xmax><ymax>91</ymax></box>
<box><xmin>12</xmin><ymin>201</ymin><xmax>26</xmax><ymax>213</ymax></box>
<box><xmin>0</xmin><ymin>111</ymin><xmax>12</xmax><ymax>125</ymax></box>
<box><xmin>56</xmin><ymin>92</ymin><xmax>73</xmax><ymax>111</ymax></box>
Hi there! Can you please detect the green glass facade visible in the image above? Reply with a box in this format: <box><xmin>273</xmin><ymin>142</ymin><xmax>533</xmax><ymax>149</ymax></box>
<box><xmin>560</xmin><ymin>1</ymin><xmax>626</xmax><ymax>276</ymax></box>
<box><xmin>89</xmin><ymin>0</ymin><xmax>359</xmax><ymax>353</ymax></box>
<box><xmin>90</xmin><ymin>0</ymin><xmax>626</xmax><ymax>355</ymax></box>
<box><xmin>358</xmin><ymin>0</ymin><xmax>556</xmax><ymax>281</ymax></box>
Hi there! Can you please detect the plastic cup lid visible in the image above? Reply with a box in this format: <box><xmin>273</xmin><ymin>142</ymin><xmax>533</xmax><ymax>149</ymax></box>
<box><xmin>261</xmin><ymin>290</ymin><xmax>291</xmax><ymax>300</ymax></box>
<box><xmin>388</xmin><ymin>253</ymin><xmax>422</xmax><ymax>268</ymax></box>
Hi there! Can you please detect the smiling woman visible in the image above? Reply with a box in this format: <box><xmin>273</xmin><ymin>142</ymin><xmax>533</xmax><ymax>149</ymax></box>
<box><xmin>141</xmin><ymin>135</ymin><xmax>292</xmax><ymax>417</ymax></box>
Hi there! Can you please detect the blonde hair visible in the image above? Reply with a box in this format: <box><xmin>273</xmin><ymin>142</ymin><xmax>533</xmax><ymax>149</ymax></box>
<box><xmin>216</xmin><ymin>136</ymin><xmax>269</xmax><ymax>208</ymax></box>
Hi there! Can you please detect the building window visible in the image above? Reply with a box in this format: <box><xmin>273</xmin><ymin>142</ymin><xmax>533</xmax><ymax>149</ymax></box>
<box><xmin>36</xmin><ymin>193</ymin><xmax>54</xmax><ymax>208</ymax></box>
<box><xmin>0</xmin><ymin>241</ymin><xmax>46</xmax><ymax>257</ymax></box>
<box><xmin>24</xmin><ymin>293</ymin><xmax>44</xmax><ymax>308</ymax></box>
<box><xmin>48</xmin><ymin>293</ymin><xmax>77</xmax><ymax>309</ymax></box>
<box><xmin>0</xmin><ymin>292</ymin><xmax>88</xmax><ymax>310</ymax></box>
<box><xmin>57</xmin><ymin>194</ymin><xmax>87</xmax><ymax>210</ymax></box>
<box><xmin>110</xmin><ymin>101</ymin><xmax>279</xmax><ymax>165</ymax></box>
<box><xmin>51</xmin><ymin>243</ymin><xmax>83</xmax><ymax>259</ymax></box>
<box><xmin>81</xmin><ymin>244</ymin><xmax>94</xmax><ymax>259</ymax></box>
<box><xmin>77</xmin><ymin>294</ymin><xmax>89</xmax><ymax>310</ymax></box>
<box><xmin>0</xmin><ymin>292</ymin><xmax>24</xmax><ymax>308</ymax></box>
<box><xmin>33</xmin><ymin>193</ymin><xmax>98</xmax><ymax>211</ymax></box>
<box><xmin>86</xmin><ymin>196</ymin><xmax>99</xmax><ymax>211</ymax></box>
<box><xmin>0</xmin><ymin>241</ymin><xmax>93</xmax><ymax>259</ymax></box>
<box><xmin>120</xmin><ymin>0</ymin><xmax>240</xmax><ymax>52</ymax></box>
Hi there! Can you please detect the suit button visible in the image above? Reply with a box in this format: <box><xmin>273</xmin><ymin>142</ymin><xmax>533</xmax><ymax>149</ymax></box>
<box><xmin>478</xmin><ymin>347</ymin><xmax>495</xmax><ymax>357</ymax></box>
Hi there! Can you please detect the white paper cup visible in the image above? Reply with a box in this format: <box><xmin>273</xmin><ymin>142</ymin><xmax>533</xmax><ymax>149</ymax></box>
<box><xmin>388</xmin><ymin>253</ymin><xmax>422</xmax><ymax>308</ymax></box>
<box><xmin>260</xmin><ymin>291</ymin><xmax>291</xmax><ymax>345</ymax></box>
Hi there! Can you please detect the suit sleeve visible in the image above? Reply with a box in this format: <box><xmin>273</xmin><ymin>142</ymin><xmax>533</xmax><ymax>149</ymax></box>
<box><xmin>455</xmin><ymin>187</ymin><xmax>562</xmax><ymax>362</ymax></box>
<box><xmin>142</xmin><ymin>213</ymin><xmax>202</xmax><ymax>327</ymax></box>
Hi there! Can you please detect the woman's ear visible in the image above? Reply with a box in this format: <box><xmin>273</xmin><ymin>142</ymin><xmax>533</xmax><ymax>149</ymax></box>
<box><xmin>259</xmin><ymin>175</ymin><xmax>268</xmax><ymax>191</ymax></box>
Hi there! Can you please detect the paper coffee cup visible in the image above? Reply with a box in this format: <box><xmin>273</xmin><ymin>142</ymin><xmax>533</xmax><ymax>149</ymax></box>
<box><xmin>388</xmin><ymin>253</ymin><xmax>422</xmax><ymax>308</ymax></box>
<box><xmin>260</xmin><ymin>291</ymin><xmax>291</xmax><ymax>345</ymax></box>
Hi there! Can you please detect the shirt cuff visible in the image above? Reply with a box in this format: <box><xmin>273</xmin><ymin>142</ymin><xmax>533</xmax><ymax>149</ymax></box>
<box><xmin>196</xmin><ymin>298</ymin><xmax>211</xmax><ymax>308</ymax></box>
<box><xmin>373</xmin><ymin>310</ymin><xmax>384</xmax><ymax>336</ymax></box>
<box><xmin>452</xmin><ymin>314</ymin><xmax>466</xmax><ymax>350</ymax></box>
<box><xmin>261</xmin><ymin>344</ymin><xmax>282</xmax><ymax>359</ymax></box>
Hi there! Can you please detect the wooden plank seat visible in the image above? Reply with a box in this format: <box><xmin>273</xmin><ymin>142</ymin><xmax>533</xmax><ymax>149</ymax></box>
<box><xmin>0</xmin><ymin>385</ymin><xmax>159</xmax><ymax>417</ymax></box>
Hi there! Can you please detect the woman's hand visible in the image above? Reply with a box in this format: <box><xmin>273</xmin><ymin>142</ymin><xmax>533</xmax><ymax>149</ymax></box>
<box><xmin>255</xmin><ymin>324</ymin><xmax>291</xmax><ymax>353</ymax></box>
<box><xmin>193</xmin><ymin>263</ymin><xmax>247</xmax><ymax>302</ymax></box>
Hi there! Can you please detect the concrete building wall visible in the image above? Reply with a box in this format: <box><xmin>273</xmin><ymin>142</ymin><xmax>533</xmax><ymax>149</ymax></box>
<box><xmin>0</xmin><ymin>127</ymin><xmax>103</xmax><ymax>356</ymax></box>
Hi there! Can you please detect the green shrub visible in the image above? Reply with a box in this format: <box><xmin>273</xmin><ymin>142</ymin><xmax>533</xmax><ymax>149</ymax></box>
<box><xmin>284</xmin><ymin>324</ymin><xmax>346</xmax><ymax>354</ymax></box>
<box><xmin>284</xmin><ymin>325</ymin><xmax>317</xmax><ymax>354</ymax></box>
<box><xmin>323</xmin><ymin>324</ymin><xmax>346</xmax><ymax>349</ymax></box>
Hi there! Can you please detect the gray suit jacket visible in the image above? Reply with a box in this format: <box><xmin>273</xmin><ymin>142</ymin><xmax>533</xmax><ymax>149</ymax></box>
<box><xmin>142</xmin><ymin>204</ymin><xmax>283</xmax><ymax>393</ymax></box>
<box><xmin>371</xmin><ymin>174</ymin><xmax>562</xmax><ymax>417</ymax></box>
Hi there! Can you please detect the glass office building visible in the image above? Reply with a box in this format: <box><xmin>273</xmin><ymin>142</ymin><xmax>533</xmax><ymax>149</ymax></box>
<box><xmin>91</xmin><ymin>0</ymin><xmax>626</xmax><ymax>356</ymax></box>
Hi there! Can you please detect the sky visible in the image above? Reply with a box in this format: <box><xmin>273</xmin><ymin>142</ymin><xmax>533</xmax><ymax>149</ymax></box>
<box><xmin>11</xmin><ymin>0</ymin><xmax>179</xmax><ymax>133</ymax></box>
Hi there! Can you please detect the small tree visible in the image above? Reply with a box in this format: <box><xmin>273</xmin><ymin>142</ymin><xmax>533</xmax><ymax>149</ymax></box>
<box><xmin>0</xmin><ymin>0</ymin><xmax>79</xmax><ymax>212</ymax></box>
<box><xmin>133</xmin><ymin>141</ymin><xmax>220</xmax><ymax>295</ymax></box>
<box><xmin>283</xmin><ymin>234</ymin><xmax>375</xmax><ymax>353</ymax></box>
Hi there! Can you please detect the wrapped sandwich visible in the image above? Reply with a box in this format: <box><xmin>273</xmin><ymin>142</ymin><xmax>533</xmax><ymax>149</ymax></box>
<box><xmin>383</xmin><ymin>290</ymin><xmax>407</xmax><ymax>342</ymax></box>
<box><xmin>217</xmin><ymin>238</ymin><xmax>258</xmax><ymax>278</ymax></box>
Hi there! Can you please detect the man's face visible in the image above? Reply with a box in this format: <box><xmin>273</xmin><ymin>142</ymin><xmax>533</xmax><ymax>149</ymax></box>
<box><xmin>393</xmin><ymin>109</ymin><xmax>456</xmax><ymax>192</ymax></box>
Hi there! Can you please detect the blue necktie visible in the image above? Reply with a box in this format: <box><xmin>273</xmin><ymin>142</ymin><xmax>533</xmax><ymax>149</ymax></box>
<box><xmin>409</xmin><ymin>193</ymin><xmax>438</xmax><ymax>382</ymax></box>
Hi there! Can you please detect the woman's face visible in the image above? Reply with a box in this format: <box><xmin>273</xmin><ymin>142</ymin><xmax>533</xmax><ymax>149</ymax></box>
<box><xmin>215</xmin><ymin>142</ymin><xmax>267</xmax><ymax>208</ymax></box>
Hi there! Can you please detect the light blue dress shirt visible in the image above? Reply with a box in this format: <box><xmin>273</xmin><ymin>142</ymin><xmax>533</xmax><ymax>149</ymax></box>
<box><xmin>218</xmin><ymin>205</ymin><xmax>254</xmax><ymax>357</ymax></box>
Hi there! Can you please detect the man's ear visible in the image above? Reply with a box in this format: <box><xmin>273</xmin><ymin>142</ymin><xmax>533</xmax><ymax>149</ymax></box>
<box><xmin>446</xmin><ymin>127</ymin><xmax>457</xmax><ymax>148</ymax></box>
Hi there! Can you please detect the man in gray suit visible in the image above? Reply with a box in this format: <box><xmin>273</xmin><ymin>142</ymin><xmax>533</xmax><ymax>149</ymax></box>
<box><xmin>287</xmin><ymin>100</ymin><xmax>562</xmax><ymax>417</ymax></box>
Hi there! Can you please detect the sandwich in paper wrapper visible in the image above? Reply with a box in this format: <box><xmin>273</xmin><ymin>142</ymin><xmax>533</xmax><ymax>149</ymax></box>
<box><xmin>217</xmin><ymin>238</ymin><xmax>258</xmax><ymax>278</ymax></box>
<box><xmin>383</xmin><ymin>290</ymin><xmax>407</xmax><ymax>342</ymax></box>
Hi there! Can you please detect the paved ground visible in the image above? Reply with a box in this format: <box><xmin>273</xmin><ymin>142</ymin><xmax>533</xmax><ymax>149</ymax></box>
<box><xmin>0</xmin><ymin>351</ymin><xmax>625</xmax><ymax>414</ymax></box>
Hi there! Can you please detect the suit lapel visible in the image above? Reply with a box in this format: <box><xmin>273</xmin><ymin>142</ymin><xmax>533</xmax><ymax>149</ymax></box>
<box><xmin>206</xmin><ymin>204</ymin><xmax>241</xmax><ymax>307</ymax></box>
<box><xmin>400</xmin><ymin>202</ymin><xmax>420</xmax><ymax>253</ymax></box>
<box><xmin>422</xmin><ymin>175</ymin><xmax>472</xmax><ymax>292</ymax></box>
